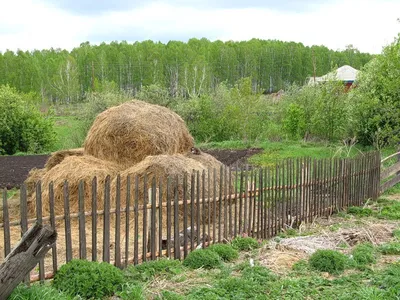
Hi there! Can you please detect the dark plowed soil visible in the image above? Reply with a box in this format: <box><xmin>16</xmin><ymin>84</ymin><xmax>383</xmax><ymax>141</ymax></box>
<box><xmin>202</xmin><ymin>148</ymin><xmax>263</xmax><ymax>167</ymax></box>
<box><xmin>0</xmin><ymin>155</ymin><xmax>48</xmax><ymax>189</ymax></box>
<box><xmin>0</xmin><ymin>149</ymin><xmax>263</xmax><ymax>189</ymax></box>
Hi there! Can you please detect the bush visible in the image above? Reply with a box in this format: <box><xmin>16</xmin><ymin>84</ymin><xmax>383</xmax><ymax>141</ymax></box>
<box><xmin>115</xmin><ymin>282</ymin><xmax>144</xmax><ymax>300</ymax></box>
<box><xmin>208</xmin><ymin>244</ymin><xmax>239</xmax><ymax>262</ymax></box>
<box><xmin>347</xmin><ymin>206</ymin><xmax>373</xmax><ymax>217</ymax></box>
<box><xmin>241</xmin><ymin>265</ymin><xmax>277</xmax><ymax>284</ymax></box>
<box><xmin>378</xmin><ymin>201</ymin><xmax>400</xmax><ymax>220</ymax></box>
<box><xmin>352</xmin><ymin>243</ymin><xmax>376</xmax><ymax>265</ymax></box>
<box><xmin>309</xmin><ymin>250</ymin><xmax>347</xmax><ymax>274</ymax></box>
<box><xmin>188</xmin><ymin>277</ymin><xmax>265</xmax><ymax>299</ymax></box>
<box><xmin>160</xmin><ymin>290</ymin><xmax>186</xmax><ymax>300</ymax></box>
<box><xmin>183</xmin><ymin>249</ymin><xmax>221</xmax><ymax>269</ymax></box>
<box><xmin>52</xmin><ymin>259</ymin><xmax>124</xmax><ymax>299</ymax></box>
<box><xmin>393</xmin><ymin>229</ymin><xmax>400</xmax><ymax>240</ymax></box>
<box><xmin>231</xmin><ymin>237</ymin><xmax>260</xmax><ymax>251</ymax></box>
<box><xmin>378</xmin><ymin>242</ymin><xmax>400</xmax><ymax>255</ymax></box>
<box><xmin>9</xmin><ymin>284</ymin><xmax>71</xmax><ymax>300</ymax></box>
<box><xmin>125</xmin><ymin>258</ymin><xmax>183</xmax><ymax>282</ymax></box>
<box><xmin>0</xmin><ymin>85</ymin><xmax>55</xmax><ymax>155</ymax></box>
<box><xmin>372</xmin><ymin>263</ymin><xmax>400</xmax><ymax>298</ymax></box>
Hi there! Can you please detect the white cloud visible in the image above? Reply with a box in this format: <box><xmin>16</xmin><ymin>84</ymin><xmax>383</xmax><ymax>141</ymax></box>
<box><xmin>0</xmin><ymin>0</ymin><xmax>398</xmax><ymax>53</ymax></box>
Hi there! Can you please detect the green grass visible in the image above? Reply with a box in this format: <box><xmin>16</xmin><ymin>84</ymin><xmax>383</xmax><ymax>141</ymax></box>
<box><xmin>52</xmin><ymin>116</ymin><xmax>85</xmax><ymax>151</ymax></box>
<box><xmin>198</xmin><ymin>140</ymin><xmax>366</xmax><ymax>166</ymax></box>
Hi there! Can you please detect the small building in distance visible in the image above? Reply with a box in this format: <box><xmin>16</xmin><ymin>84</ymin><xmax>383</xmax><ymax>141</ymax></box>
<box><xmin>307</xmin><ymin>65</ymin><xmax>359</xmax><ymax>90</ymax></box>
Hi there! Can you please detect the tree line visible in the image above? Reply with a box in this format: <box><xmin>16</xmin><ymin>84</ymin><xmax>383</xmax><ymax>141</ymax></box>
<box><xmin>0</xmin><ymin>39</ymin><xmax>372</xmax><ymax>103</ymax></box>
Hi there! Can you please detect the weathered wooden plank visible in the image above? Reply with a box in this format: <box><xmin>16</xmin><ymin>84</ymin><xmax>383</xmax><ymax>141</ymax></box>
<box><xmin>190</xmin><ymin>172</ymin><xmax>195</xmax><ymax>251</ymax></box>
<box><xmin>212</xmin><ymin>168</ymin><xmax>217</xmax><ymax>242</ymax></box>
<box><xmin>19</xmin><ymin>184</ymin><xmax>29</xmax><ymax>284</ymax></box>
<box><xmin>158</xmin><ymin>180</ymin><xmax>163</xmax><ymax>258</ymax></box>
<box><xmin>103</xmin><ymin>176</ymin><xmax>111</xmax><ymax>263</ymax></box>
<box><xmin>166</xmin><ymin>176</ymin><xmax>172</xmax><ymax>257</ymax></box>
<box><xmin>134</xmin><ymin>176</ymin><xmax>139</xmax><ymax>265</ymax></box>
<box><xmin>151</xmin><ymin>178</ymin><xmax>158</xmax><ymax>260</ymax></box>
<box><xmin>91</xmin><ymin>177</ymin><xmax>98</xmax><ymax>262</ymax></box>
<box><xmin>0</xmin><ymin>224</ymin><xmax>57</xmax><ymax>300</ymax></box>
<box><xmin>381</xmin><ymin>174</ymin><xmax>400</xmax><ymax>193</ymax></box>
<box><xmin>183</xmin><ymin>173</ymin><xmax>188</xmax><ymax>258</ymax></box>
<box><xmin>115</xmin><ymin>175</ymin><xmax>121</xmax><ymax>268</ymax></box>
<box><xmin>142</xmin><ymin>176</ymin><xmax>148</xmax><ymax>262</ymax></box>
<box><xmin>174</xmin><ymin>176</ymin><xmax>180</xmax><ymax>258</ymax></box>
<box><xmin>3</xmin><ymin>189</ymin><xmax>10</xmax><ymax>257</ymax></box>
<box><xmin>202</xmin><ymin>170</ymin><xmax>206</xmax><ymax>249</ymax></box>
<box><xmin>64</xmin><ymin>181</ymin><xmax>72</xmax><ymax>263</ymax></box>
<box><xmin>48</xmin><ymin>182</ymin><xmax>58</xmax><ymax>273</ymax></box>
<box><xmin>78</xmin><ymin>180</ymin><xmax>87</xmax><ymax>260</ymax></box>
<box><xmin>125</xmin><ymin>175</ymin><xmax>131</xmax><ymax>267</ymax></box>
<box><xmin>381</xmin><ymin>161</ymin><xmax>400</xmax><ymax>180</ymax></box>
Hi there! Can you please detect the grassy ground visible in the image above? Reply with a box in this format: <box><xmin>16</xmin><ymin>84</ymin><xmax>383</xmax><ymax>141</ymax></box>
<box><xmin>198</xmin><ymin>140</ymin><xmax>391</xmax><ymax>167</ymax></box>
<box><xmin>52</xmin><ymin>116</ymin><xmax>85</xmax><ymax>151</ymax></box>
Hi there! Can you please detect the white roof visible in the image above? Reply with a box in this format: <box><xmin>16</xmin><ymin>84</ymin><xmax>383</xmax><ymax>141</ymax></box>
<box><xmin>308</xmin><ymin>65</ymin><xmax>359</xmax><ymax>85</ymax></box>
<box><xmin>321</xmin><ymin>65</ymin><xmax>359</xmax><ymax>81</ymax></box>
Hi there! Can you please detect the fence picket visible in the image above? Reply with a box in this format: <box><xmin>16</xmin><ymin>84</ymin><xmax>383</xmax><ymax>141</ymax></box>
<box><xmin>91</xmin><ymin>177</ymin><xmax>98</xmax><ymax>262</ymax></box>
<box><xmin>115</xmin><ymin>175</ymin><xmax>121</xmax><ymax>268</ymax></box>
<box><xmin>48</xmin><ymin>182</ymin><xmax>57</xmax><ymax>273</ymax></box>
<box><xmin>102</xmin><ymin>176</ymin><xmax>111</xmax><ymax>263</ymax></box>
<box><xmin>78</xmin><ymin>180</ymin><xmax>87</xmax><ymax>260</ymax></box>
<box><xmin>2</xmin><ymin>189</ymin><xmax>10</xmax><ymax>257</ymax></box>
<box><xmin>64</xmin><ymin>181</ymin><xmax>72</xmax><ymax>263</ymax></box>
<box><xmin>125</xmin><ymin>175</ymin><xmax>131</xmax><ymax>267</ymax></box>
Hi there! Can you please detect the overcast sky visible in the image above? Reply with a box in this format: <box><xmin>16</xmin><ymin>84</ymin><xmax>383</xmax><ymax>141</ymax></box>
<box><xmin>1</xmin><ymin>0</ymin><xmax>399</xmax><ymax>54</ymax></box>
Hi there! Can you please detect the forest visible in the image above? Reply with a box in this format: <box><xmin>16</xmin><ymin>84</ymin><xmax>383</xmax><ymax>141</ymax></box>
<box><xmin>0</xmin><ymin>38</ymin><xmax>372</xmax><ymax>102</ymax></box>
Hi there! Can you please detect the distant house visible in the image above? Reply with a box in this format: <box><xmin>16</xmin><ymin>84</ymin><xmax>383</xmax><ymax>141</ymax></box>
<box><xmin>308</xmin><ymin>65</ymin><xmax>359</xmax><ymax>89</ymax></box>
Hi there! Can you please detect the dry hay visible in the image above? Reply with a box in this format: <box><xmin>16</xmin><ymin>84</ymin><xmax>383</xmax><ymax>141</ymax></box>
<box><xmin>27</xmin><ymin>155</ymin><xmax>120</xmax><ymax>217</ymax></box>
<box><xmin>111</xmin><ymin>153</ymin><xmax>229</xmax><ymax>224</ymax></box>
<box><xmin>44</xmin><ymin>148</ymin><xmax>84</xmax><ymax>170</ymax></box>
<box><xmin>259</xmin><ymin>248</ymin><xmax>308</xmax><ymax>274</ymax></box>
<box><xmin>25</xmin><ymin>168</ymin><xmax>47</xmax><ymax>196</ymax></box>
<box><xmin>84</xmin><ymin>100</ymin><xmax>194</xmax><ymax>168</ymax></box>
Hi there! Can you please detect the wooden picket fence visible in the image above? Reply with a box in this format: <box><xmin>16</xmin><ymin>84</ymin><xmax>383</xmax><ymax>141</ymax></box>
<box><xmin>0</xmin><ymin>152</ymin><xmax>381</xmax><ymax>282</ymax></box>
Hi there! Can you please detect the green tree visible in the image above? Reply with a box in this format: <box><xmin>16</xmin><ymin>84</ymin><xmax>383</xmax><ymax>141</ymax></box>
<box><xmin>351</xmin><ymin>34</ymin><xmax>400</xmax><ymax>148</ymax></box>
<box><xmin>0</xmin><ymin>85</ymin><xmax>55</xmax><ymax>154</ymax></box>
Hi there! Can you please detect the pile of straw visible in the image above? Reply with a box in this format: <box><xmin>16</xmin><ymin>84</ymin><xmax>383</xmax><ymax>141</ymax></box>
<box><xmin>44</xmin><ymin>148</ymin><xmax>84</xmax><ymax>170</ymax></box>
<box><xmin>27</xmin><ymin>155</ymin><xmax>119</xmax><ymax>216</ymax></box>
<box><xmin>84</xmin><ymin>100</ymin><xmax>194</xmax><ymax>168</ymax></box>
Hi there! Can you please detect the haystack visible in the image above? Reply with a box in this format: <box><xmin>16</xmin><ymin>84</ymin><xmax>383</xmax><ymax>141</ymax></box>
<box><xmin>84</xmin><ymin>100</ymin><xmax>194</xmax><ymax>168</ymax></box>
<box><xmin>27</xmin><ymin>155</ymin><xmax>120</xmax><ymax>217</ymax></box>
<box><xmin>25</xmin><ymin>168</ymin><xmax>46</xmax><ymax>196</ymax></box>
<box><xmin>111</xmin><ymin>153</ymin><xmax>229</xmax><ymax>224</ymax></box>
<box><xmin>45</xmin><ymin>148</ymin><xmax>84</xmax><ymax>170</ymax></box>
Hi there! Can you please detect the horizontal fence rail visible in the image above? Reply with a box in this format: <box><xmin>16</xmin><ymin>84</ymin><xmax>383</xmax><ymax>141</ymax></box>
<box><xmin>0</xmin><ymin>152</ymin><xmax>381</xmax><ymax>282</ymax></box>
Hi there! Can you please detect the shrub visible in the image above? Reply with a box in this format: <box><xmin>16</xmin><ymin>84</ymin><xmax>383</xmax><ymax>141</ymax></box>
<box><xmin>116</xmin><ymin>282</ymin><xmax>144</xmax><ymax>300</ymax></box>
<box><xmin>125</xmin><ymin>258</ymin><xmax>183</xmax><ymax>282</ymax></box>
<box><xmin>241</xmin><ymin>265</ymin><xmax>277</xmax><ymax>284</ymax></box>
<box><xmin>0</xmin><ymin>85</ymin><xmax>55</xmax><ymax>155</ymax></box>
<box><xmin>393</xmin><ymin>229</ymin><xmax>400</xmax><ymax>240</ymax></box>
<box><xmin>183</xmin><ymin>249</ymin><xmax>221</xmax><ymax>269</ymax></box>
<box><xmin>372</xmin><ymin>263</ymin><xmax>400</xmax><ymax>298</ymax></box>
<box><xmin>231</xmin><ymin>237</ymin><xmax>260</xmax><ymax>251</ymax></box>
<box><xmin>9</xmin><ymin>284</ymin><xmax>71</xmax><ymax>300</ymax></box>
<box><xmin>378</xmin><ymin>201</ymin><xmax>400</xmax><ymax>220</ymax></box>
<box><xmin>160</xmin><ymin>290</ymin><xmax>186</xmax><ymax>300</ymax></box>
<box><xmin>208</xmin><ymin>244</ymin><xmax>239</xmax><ymax>262</ymax></box>
<box><xmin>352</xmin><ymin>243</ymin><xmax>376</xmax><ymax>265</ymax></box>
<box><xmin>347</xmin><ymin>206</ymin><xmax>373</xmax><ymax>217</ymax></box>
<box><xmin>188</xmin><ymin>277</ymin><xmax>265</xmax><ymax>299</ymax></box>
<box><xmin>378</xmin><ymin>242</ymin><xmax>400</xmax><ymax>255</ymax></box>
<box><xmin>309</xmin><ymin>250</ymin><xmax>347</xmax><ymax>274</ymax></box>
<box><xmin>52</xmin><ymin>259</ymin><xmax>124</xmax><ymax>299</ymax></box>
